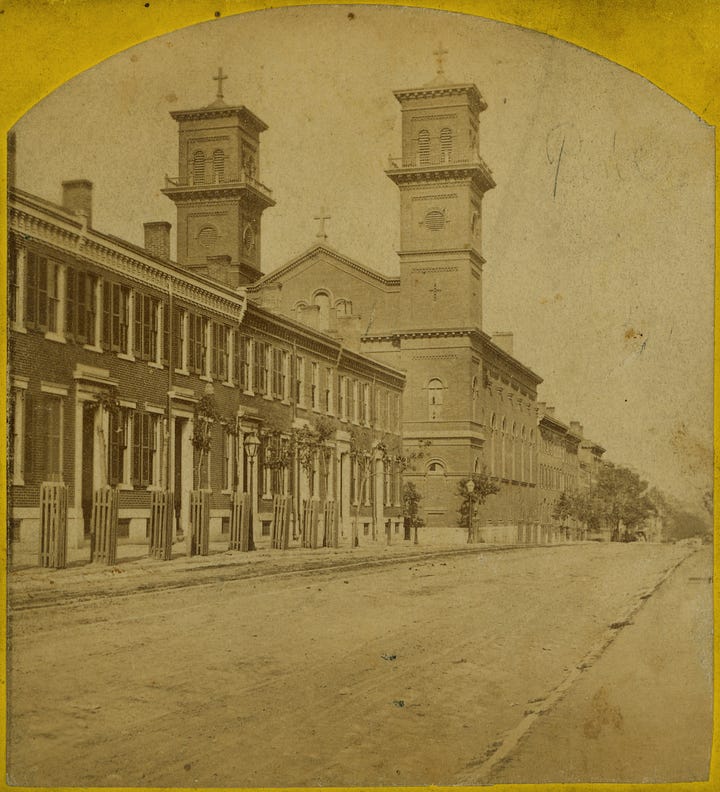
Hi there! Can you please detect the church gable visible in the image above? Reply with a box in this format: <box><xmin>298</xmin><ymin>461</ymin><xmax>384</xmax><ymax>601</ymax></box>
<box><xmin>251</xmin><ymin>245</ymin><xmax>399</xmax><ymax>345</ymax></box>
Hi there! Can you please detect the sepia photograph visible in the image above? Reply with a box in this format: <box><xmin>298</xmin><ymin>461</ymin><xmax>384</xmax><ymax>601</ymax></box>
<box><xmin>4</xmin><ymin>2</ymin><xmax>716</xmax><ymax>788</ymax></box>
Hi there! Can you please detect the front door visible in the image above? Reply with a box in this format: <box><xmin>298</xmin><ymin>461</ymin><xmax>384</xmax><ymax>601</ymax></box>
<box><xmin>81</xmin><ymin>405</ymin><xmax>96</xmax><ymax>540</ymax></box>
<box><xmin>173</xmin><ymin>417</ymin><xmax>188</xmax><ymax>537</ymax></box>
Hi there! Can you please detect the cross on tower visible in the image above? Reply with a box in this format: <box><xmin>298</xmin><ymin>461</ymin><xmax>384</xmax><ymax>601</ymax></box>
<box><xmin>314</xmin><ymin>208</ymin><xmax>331</xmax><ymax>240</ymax></box>
<box><xmin>213</xmin><ymin>67</ymin><xmax>228</xmax><ymax>100</ymax></box>
<box><xmin>430</xmin><ymin>282</ymin><xmax>442</xmax><ymax>301</ymax></box>
<box><xmin>433</xmin><ymin>43</ymin><xmax>449</xmax><ymax>75</ymax></box>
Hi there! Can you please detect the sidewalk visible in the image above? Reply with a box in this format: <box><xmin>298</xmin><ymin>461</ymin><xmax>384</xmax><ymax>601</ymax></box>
<box><xmin>8</xmin><ymin>535</ymin><xmax>499</xmax><ymax>610</ymax></box>
<box><xmin>477</xmin><ymin>546</ymin><xmax>713</xmax><ymax>784</ymax></box>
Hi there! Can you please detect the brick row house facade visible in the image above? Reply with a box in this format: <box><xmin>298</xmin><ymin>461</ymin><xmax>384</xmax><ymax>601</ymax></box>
<box><xmin>7</xmin><ymin>184</ymin><xmax>405</xmax><ymax>554</ymax></box>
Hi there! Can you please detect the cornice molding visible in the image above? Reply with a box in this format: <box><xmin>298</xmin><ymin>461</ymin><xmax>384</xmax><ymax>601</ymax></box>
<box><xmin>9</xmin><ymin>199</ymin><xmax>246</xmax><ymax>325</ymax></box>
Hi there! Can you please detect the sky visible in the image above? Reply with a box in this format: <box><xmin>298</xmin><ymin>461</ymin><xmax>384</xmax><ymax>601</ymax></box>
<box><xmin>11</xmin><ymin>5</ymin><xmax>715</xmax><ymax>515</ymax></box>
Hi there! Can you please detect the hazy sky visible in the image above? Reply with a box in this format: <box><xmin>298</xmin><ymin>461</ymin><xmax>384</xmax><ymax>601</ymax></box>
<box><xmin>12</xmin><ymin>5</ymin><xmax>714</xmax><ymax>513</ymax></box>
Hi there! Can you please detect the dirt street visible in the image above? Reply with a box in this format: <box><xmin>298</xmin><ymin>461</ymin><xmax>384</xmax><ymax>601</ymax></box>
<box><xmin>7</xmin><ymin>543</ymin><xmax>702</xmax><ymax>787</ymax></box>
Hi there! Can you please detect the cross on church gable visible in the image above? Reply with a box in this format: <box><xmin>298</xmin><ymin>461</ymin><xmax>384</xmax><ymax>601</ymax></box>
<box><xmin>213</xmin><ymin>67</ymin><xmax>228</xmax><ymax>100</ymax></box>
<box><xmin>434</xmin><ymin>43</ymin><xmax>449</xmax><ymax>75</ymax></box>
<box><xmin>314</xmin><ymin>208</ymin><xmax>331</xmax><ymax>240</ymax></box>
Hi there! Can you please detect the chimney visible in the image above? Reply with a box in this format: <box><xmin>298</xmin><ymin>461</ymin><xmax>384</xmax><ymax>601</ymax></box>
<box><xmin>144</xmin><ymin>221</ymin><xmax>172</xmax><ymax>260</ymax></box>
<box><xmin>206</xmin><ymin>255</ymin><xmax>232</xmax><ymax>285</ymax></box>
<box><xmin>7</xmin><ymin>130</ymin><xmax>16</xmax><ymax>190</ymax></box>
<box><xmin>492</xmin><ymin>331</ymin><xmax>514</xmax><ymax>356</ymax></box>
<box><xmin>570</xmin><ymin>421</ymin><xmax>584</xmax><ymax>437</ymax></box>
<box><xmin>257</xmin><ymin>282</ymin><xmax>283</xmax><ymax>312</ymax></box>
<box><xmin>62</xmin><ymin>179</ymin><xmax>93</xmax><ymax>226</ymax></box>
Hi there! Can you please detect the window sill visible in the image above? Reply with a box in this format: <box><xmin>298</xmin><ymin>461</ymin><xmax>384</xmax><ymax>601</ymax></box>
<box><xmin>243</xmin><ymin>389</ymin><xmax>255</xmax><ymax>397</ymax></box>
<box><xmin>117</xmin><ymin>353</ymin><xmax>135</xmax><ymax>362</ymax></box>
<box><xmin>175</xmin><ymin>368</ymin><xmax>189</xmax><ymax>377</ymax></box>
<box><xmin>281</xmin><ymin>399</ymin><xmax>291</xmax><ymax>407</ymax></box>
<box><xmin>199</xmin><ymin>375</ymin><xmax>213</xmax><ymax>383</ymax></box>
<box><xmin>44</xmin><ymin>332</ymin><xmax>66</xmax><ymax>344</ymax></box>
<box><xmin>11</xmin><ymin>477</ymin><xmax>25</xmax><ymax>487</ymax></box>
<box><xmin>117</xmin><ymin>483</ymin><xmax>133</xmax><ymax>491</ymax></box>
<box><xmin>263</xmin><ymin>394</ymin><xmax>273</xmax><ymax>401</ymax></box>
<box><xmin>83</xmin><ymin>343</ymin><xmax>103</xmax><ymax>353</ymax></box>
<box><xmin>10</xmin><ymin>323</ymin><xmax>27</xmax><ymax>334</ymax></box>
<box><xmin>148</xmin><ymin>361</ymin><xmax>164</xmax><ymax>370</ymax></box>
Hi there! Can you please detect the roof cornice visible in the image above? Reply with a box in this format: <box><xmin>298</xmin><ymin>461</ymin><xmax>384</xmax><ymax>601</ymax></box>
<box><xmin>169</xmin><ymin>104</ymin><xmax>268</xmax><ymax>133</ymax></box>
<box><xmin>393</xmin><ymin>83</ymin><xmax>487</xmax><ymax>115</ymax></box>
<box><xmin>9</xmin><ymin>187</ymin><xmax>247</xmax><ymax>324</ymax></box>
<box><xmin>250</xmin><ymin>244</ymin><xmax>399</xmax><ymax>290</ymax></box>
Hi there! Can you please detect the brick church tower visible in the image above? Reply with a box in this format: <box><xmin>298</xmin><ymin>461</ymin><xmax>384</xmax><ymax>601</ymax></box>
<box><xmin>386</xmin><ymin>50</ymin><xmax>495</xmax><ymax>332</ymax></box>
<box><xmin>365</xmin><ymin>51</ymin><xmax>541</xmax><ymax>532</ymax></box>
<box><xmin>162</xmin><ymin>69</ymin><xmax>275</xmax><ymax>287</ymax></box>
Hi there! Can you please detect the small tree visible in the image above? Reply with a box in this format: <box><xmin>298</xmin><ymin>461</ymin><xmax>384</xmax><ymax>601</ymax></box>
<box><xmin>402</xmin><ymin>481</ymin><xmax>425</xmax><ymax>544</ymax></box>
<box><xmin>457</xmin><ymin>470</ymin><xmax>501</xmax><ymax>543</ymax></box>
<box><xmin>553</xmin><ymin>491</ymin><xmax>573</xmax><ymax>525</ymax></box>
<box><xmin>376</xmin><ymin>436</ymin><xmax>431</xmax><ymax>544</ymax></box>
<box><xmin>191</xmin><ymin>394</ymin><xmax>224</xmax><ymax>489</ymax></box>
<box><xmin>349</xmin><ymin>427</ymin><xmax>375</xmax><ymax>545</ymax></box>
<box><xmin>86</xmin><ymin>388</ymin><xmax>121</xmax><ymax>487</ymax></box>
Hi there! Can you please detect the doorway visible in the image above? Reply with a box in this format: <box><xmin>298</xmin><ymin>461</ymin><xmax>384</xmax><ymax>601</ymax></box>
<box><xmin>81</xmin><ymin>405</ymin><xmax>96</xmax><ymax>540</ymax></box>
<box><xmin>173</xmin><ymin>416</ymin><xmax>192</xmax><ymax>537</ymax></box>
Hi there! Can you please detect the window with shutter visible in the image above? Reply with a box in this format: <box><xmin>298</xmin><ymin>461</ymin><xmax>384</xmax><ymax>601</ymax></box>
<box><xmin>212</xmin><ymin>149</ymin><xmax>225</xmax><ymax>183</ymax></box>
<box><xmin>440</xmin><ymin>127</ymin><xmax>453</xmax><ymax>161</ymax></box>
<box><xmin>192</xmin><ymin>151</ymin><xmax>206</xmax><ymax>185</ymax></box>
<box><xmin>418</xmin><ymin>129</ymin><xmax>430</xmax><ymax>164</ymax></box>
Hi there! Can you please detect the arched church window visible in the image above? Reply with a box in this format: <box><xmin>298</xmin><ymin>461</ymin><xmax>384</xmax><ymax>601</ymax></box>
<box><xmin>418</xmin><ymin>129</ymin><xmax>430</xmax><ymax>164</ymax></box>
<box><xmin>335</xmin><ymin>299</ymin><xmax>353</xmax><ymax>317</ymax></box>
<box><xmin>471</xmin><ymin>375</ymin><xmax>479</xmax><ymax>421</ymax></box>
<box><xmin>192</xmin><ymin>151</ymin><xmax>206</xmax><ymax>185</ymax></box>
<box><xmin>490</xmin><ymin>412</ymin><xmax>497</xmax><ymax>477</ymax></box>
<box><xmin>501</xmin><ymin>417</ymin><xmax>508</xmax><ymax>478</ymax></box>
<box><xmin>212</xmin><ymin>149</ymin><xmax>225</xmax><ymax>183</ymax></box>
<box><xmin>243</xmin><ymin>152</ymin><xmax>256</xmax><ymax>179</ymax></box>
<box><xmin>521</xmin><ymin>425</ymin><xmax>527</xmax><ymax>482</ymax></box>
<box><xmin>529</xmin><ymin>429</ymin><xmax>535</xmax><ymax>483</ymax></box>
<box><xmin>427</xmin><ymin>460</ymin><xmax>445</xmax><ymax>475</ymax></box>
<box><xmin>440</xmin><ymin>127</ymin><xmax>453</xmax><ymax>161</ymax></box>
<box><xmin>428</xmin><ymin>378</ymin><xmax>444</xmax><ymax>421</ymax></box>
<box><xmin>313</xmin><ymin>291</ymin><xmax>332</xmax><ymax>331</ymax></box>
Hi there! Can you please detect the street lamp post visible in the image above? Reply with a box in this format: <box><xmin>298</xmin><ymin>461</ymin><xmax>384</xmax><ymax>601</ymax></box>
<box><xmin>244</xmin><ymin>432</ymin><xmax>260</xmax><ymax>552</ymax></box>
<box><xmin>466</xmin><ymin>479</ymin><xmax>476</xmax><ymax>543</ymax></box>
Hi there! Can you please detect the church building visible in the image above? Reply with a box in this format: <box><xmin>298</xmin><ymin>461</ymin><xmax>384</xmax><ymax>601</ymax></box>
<box><xmin>252</xmin><ymin>56</ymin><xmax>550</xmax><ymax>539</ymax></box>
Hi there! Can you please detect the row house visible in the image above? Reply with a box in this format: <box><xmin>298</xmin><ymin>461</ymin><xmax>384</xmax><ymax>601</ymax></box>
<box><xmin>7</xmin><ymin>183</ymin><xmax>406</xmax><ymax>559</ymax></box>
<box><xmin>536</xmin><ymin>405</ymin><xmax>587</xmax><ymax>542</ymax></box>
